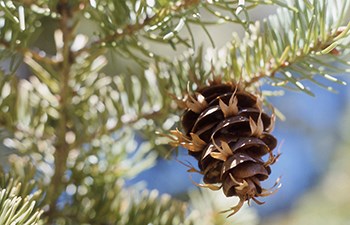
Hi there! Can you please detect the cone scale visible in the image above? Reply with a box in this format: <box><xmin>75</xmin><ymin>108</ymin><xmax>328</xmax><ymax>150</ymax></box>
<box><xmin>172</xmin><ymin>80</ymin><xmax>280</xmax><ymax>216</ymax></box>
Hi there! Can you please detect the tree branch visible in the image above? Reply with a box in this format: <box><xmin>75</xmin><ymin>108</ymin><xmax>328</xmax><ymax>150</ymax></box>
<box><xmin>244</xmin><ymin>25</ymin><xmax>350</xmax><ymax>88</ymax></box>
<box><xmin>75</xmin><ymin>0</ymin><xmax>200</xmax><ymax>56</ymax></box>
<box><xmin>44</xmin><ymin>0</ymin><xmax>74</xmax><ymax>219</ymax></box>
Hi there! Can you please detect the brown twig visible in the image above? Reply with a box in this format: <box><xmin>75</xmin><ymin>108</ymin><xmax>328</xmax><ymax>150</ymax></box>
<box><xmin>75</xmin><ymin>0</ymin><xmax>201</xmax><ymax>56</ymax></box>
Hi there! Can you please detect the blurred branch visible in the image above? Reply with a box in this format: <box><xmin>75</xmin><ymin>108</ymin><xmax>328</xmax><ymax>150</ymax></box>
<box><xmin>70</xmin><ymin>109</ymin><xmax>163</xmax><ymax>151</ymax></box>
<box><xmin>0</xmin><ymin>38</ymin><xmax>57</xmax><ymax>66</ymax></box>
<box><xmin>44</xmin><ymin>0</ymin><xmax>74</xmax><ymax>218</ymax></box>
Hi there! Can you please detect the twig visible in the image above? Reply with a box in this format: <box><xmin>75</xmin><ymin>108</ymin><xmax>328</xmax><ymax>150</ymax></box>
<box><xmin>0</xmin><ymin>39</ymin><xmax>58</xmax><ymax>65</ymax></box>
<box><xmin>244</xmin><ymin>26</ymin><xmax>348</xmax><ymax>87</ymax></box>
<box><xmin>75</xmin><ymin>0</ymin><xmax>201</xmax><ymax>56</ymax></box>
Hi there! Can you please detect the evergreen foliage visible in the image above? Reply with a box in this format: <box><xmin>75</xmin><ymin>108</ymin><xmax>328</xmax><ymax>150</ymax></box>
<box><xmin>0</xmin><ymin>156</ymin><xmax>43</xmax><ymax>225</ymax></box>
<box><xmin>0</xmin><ymin>0</ymin><xmax>349</xmax><ymax>224</ymax></box>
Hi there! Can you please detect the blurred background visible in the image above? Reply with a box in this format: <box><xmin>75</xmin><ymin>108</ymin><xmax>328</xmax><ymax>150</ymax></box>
<box><xmin>1</xmin><ymin>3</ymin><xmax>350</xmax><ymax>225</ymax></box>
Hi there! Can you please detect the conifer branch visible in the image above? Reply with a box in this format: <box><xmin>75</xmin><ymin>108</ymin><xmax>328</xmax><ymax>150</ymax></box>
<box><xmin>227</xmin><ymin>0</ymin><xmax>350</xmax><ymax>93</ymax></box>
<box><xmin>243</xmin><ymin>24</ymin><xmax>350</xmax><ymax>90</ymax></box>
<box><xmin>44</xmin><ymin>0</ymin><xmax>75</xmax><ymax>218</ymax></box>
<box><xmin>154</xmin><ymin>0</ymin><xmax>350</xmax><ymax>95</ymax></box>
<box><xmin>243</xmin><ymin>24</ymin><xmax>350</xmax><ymax>88</ymax></box>
<box><xmin>76</xmin><ymin>0</ymin><xmax>201</xmax><ymax>55</ymax></box>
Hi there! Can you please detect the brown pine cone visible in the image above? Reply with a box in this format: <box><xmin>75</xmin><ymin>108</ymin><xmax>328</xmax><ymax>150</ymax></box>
<box><xmin>171</xmin><ymin>80</ymin><xmax>280</xmax><ymax>216</ymax></box>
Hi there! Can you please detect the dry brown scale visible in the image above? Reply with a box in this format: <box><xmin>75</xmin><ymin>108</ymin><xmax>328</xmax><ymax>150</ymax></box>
<box><xmin>170</xmin><ymin>78</ymin><xmax>281</xmax><ymax>217</ymax></box>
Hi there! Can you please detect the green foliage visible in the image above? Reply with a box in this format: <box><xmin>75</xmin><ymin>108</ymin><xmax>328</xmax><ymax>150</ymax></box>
<box><xmin>78</xmin><ymin>0</ymin><xmax>307</xmax><ymax>63</ymax></box>
<box><xmin>48</xmin><ymin>181</ymin><xmax>192</xmax><ymax>225</ymax></box>
<box><xmin>117</xmin><ymin>188</ymin><xmax>191</xmax><ymax>225</ymax></box>
<box><xmin>0</xmin><ymin>0</ymin><xmax>349</xmax><ymax>224</ymax></box>
<box><xmin>151</xmin><ymin>0</ymin><xmax>350</xmax><ymax>97</ymax></box>
<box><xmin>0</xmin><ymin>0</ymin><xmax>51</xmax><ymax>72</ymax></box>
<box><xmin>0</xmin><ymin>156</ymin><xmax>43</xmax><ymax>225</ymax></box>
<box><xmin>0</xmin><ymin>181</ymin><xmax>42</xmax><ymax>225</ymax></box>
<box><xmin>236</xmin><ymin>0</ymin><xmax>350</xmax><ymax>94</ymax></box>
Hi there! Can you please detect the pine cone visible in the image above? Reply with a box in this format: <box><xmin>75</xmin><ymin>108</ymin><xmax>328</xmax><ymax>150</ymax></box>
<box><xmin>172</xmin><ymin>80</ymin><xmax>280</xmax><ymax>216</ymax></box>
